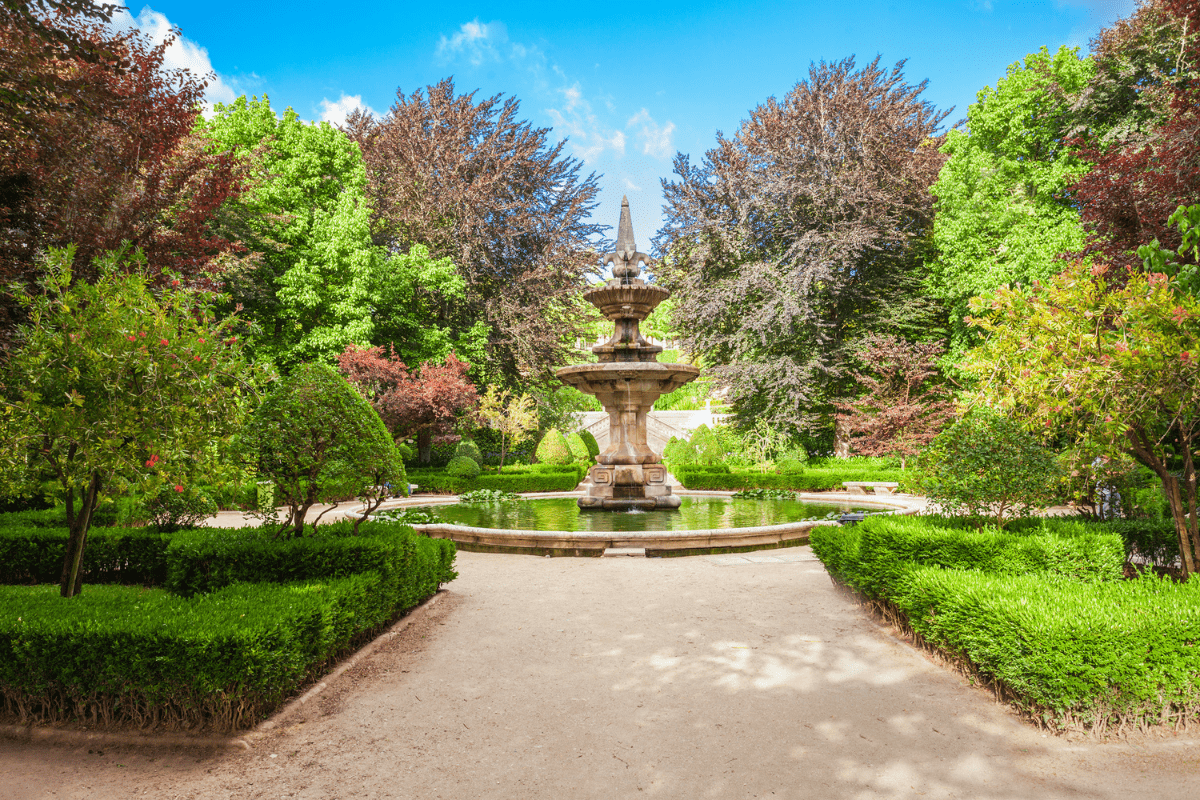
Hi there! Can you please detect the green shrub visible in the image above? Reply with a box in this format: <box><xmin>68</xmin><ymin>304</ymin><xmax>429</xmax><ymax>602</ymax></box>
<box><xmin>408</xmin><ymin>470</ymin><xmax>582</xmax><ymax>494</ymax></box>
<box><xmin>731</xmin><ymin>489</ymin><xmax>798</xmax><ymax>500</ymax></box>
<box><xmin>775</xmin><ymin>457</ymin><xmax>805</xmax><ymax>475</ymax></box>
<box><xmin>688</xmin><ymin>424</ymin><xmax>725</xmax><ymax>466</ymax></box>
<box><xmin>454</xmin><ymin>439</ymin><xmax>483</xmax><ymax>464</ymax></box>
<box><xmin>677</xmin><ymin>466</ymin><xmax>901</xmax><ymax>491</ymax></box>
<box><xmin>894</xmin><ymin>570</ymin><xmax>1200</xmax><ymax>730</ymax></box>
<box><xmin>146</xmin><ymin>484</ymin><xmax>218</xmax><ymax>533</ymax></box>
<box><xmin>242</xmin><ymin>363</ymin><xmax>406</xmax><ymax>535</ymax></box>
<box><xmin>579</xmin><ymin>430</ymin><xmax>600</xmax><ymax>459</ymax></box>
<box><xmin>535</xmin><ymin>428</ymin><xmax>572</xmax><ymax>465</ymax></box>
<box><xmin>663</xmin><ymin>436</ymin><xmax>697</xmax><ymax>468</ymax></box>
<box><xmin>164</xmin><ymin>521</ymin><xmax>455</xmax><ymax>604</ymax></box>
<box><xmin>0</xmin><ymin>576</ymin><xmax>392</xmax><ymax>729</ymax></box>
<box><xmin>445</xmin><ymin>456</ymin><xmax>482</xmax><ymax>479</ymax></box>
<box><xmin>912</xmin><ymin>411</ymin><xmax>1059</xmax><ymax>526</ymax></box>
<box><xmin>458</xmin><ymin>489</ymin><xmax>519</xmax><ymax>503</ymax></box>
<box><xmin>0</xmin><ymin>526</ymin><xmax>170</xmax><ymax>586</ymax></box>
<box><xmin>565</xmin><ymin>432</ymin><xmax>590</xmax><ymax>462</ymax></box>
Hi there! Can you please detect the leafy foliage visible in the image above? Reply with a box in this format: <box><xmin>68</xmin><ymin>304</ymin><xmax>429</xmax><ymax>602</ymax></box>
<box><xmin>145</xmin><ymin>484</ymin><xmax>217</xmax><ymax>534</ymax></box>
<box><xmin>242</xmin><ymin>363</ymin><xmax>404</xmax><ymax>536</ymax></box>
<box><xmin>927</xmin><ymin>46</ymin><xmax>1093</xmax><ymax>359</ymax></box>
<box><xmin>535</xmin><ymin>428</ymin><xmax>572</xmax><ymax>466</ymax></box>
<box><xmin>475</xmin><ymin>386</ymin><xmax>538</xmax><ymax>471</ymax></box>
<box><xmin>656</xmin><ymin>56</ymin><xmax>949</xmax><ymax>437</ymax></box>
<box><xmin>200</xmin><ymin>96</ymin><xmax>470</xmax><ymax>368</ymax></box>
<box><xmin>337</xmin><ymin>345</ymin><xmax>478</xmax><ymax>465</ymax></box>
<box><xmin>836</xmin><ymin>333</ymin><xmax>955</xmax><ymax>468</ymax></box>
<box><xmin>964</xmin><ymin>257</ymin><xmax>1200</xmax><ymax>574</ymax></box>
<box><xmin>0</xmin><ymin>10</ymin><xmax>247</xmax><ymax>347</ymax></box>
<box><xmin>345</xmin><ymin>78</ymin><xmax>603</xmax><ymax>383</ymax></box>
<box><xmin>913</xmin><ymin>411</ymin><xmax>1059</xmax><ymax>526</ymax></box>
<box><xmin>445</xmin><ymin>456</ymin><xmax>481</xmax><ymax>479</ymax></box>
<box><xmin>457</xmin><ymin>489</ymin><xmax>519</xmax><ymax>504</ymax></box>
<box><xmin>0</xmin><ymin>248</ymin><xmax>257</xmax><ymax>596</ymax></box>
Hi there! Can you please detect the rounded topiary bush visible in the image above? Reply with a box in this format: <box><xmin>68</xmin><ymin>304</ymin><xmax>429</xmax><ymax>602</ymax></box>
<box><xmin>579</xmin><ymin>430</ymin><xmax>600</xmax><ymax>459</ymax></box>
<box><xmin>455</xmin><ymin>439</ymin><xmax>484</xmax><ymax>464</ymax></box>
<box><xmin>536</xmin><ymin>428</ymin><xmax>572</xmax><ymax>465</ymax></box>
<box><xmin>775</xmin><ymin>457</ymin><xmax>805</xmax><ymax>475</ymax></box>
<box><xmin>689</xmin><ymin>424</ymin><xmax>725</xmax><ymax>466</ymax></box>
<box><xmin>663</xmin><ymin>435</ymin><xmax>697</xmax><ymax>468</ymax></box>
<box><xmin>446</xmin><ymin>456</ymin><xmax>482</xmax><ymax>479</ymax></box>
<box><xmin>565</xmin><ymin>432</ymin><xmax>590</xmax><ymax>462</ymax></box>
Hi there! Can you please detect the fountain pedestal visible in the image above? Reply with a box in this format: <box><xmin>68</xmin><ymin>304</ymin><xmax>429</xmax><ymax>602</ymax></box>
<box><xmin>556</xmin><ymin>197</ymin><xmax>699</xmax><ymax>511</ymax></box>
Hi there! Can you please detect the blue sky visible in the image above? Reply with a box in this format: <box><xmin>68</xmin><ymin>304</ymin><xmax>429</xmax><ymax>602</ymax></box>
<box><xmin>117</xmin><ymin>0</ymin><xmax>1136</xmax><ymax>246</ymax></box>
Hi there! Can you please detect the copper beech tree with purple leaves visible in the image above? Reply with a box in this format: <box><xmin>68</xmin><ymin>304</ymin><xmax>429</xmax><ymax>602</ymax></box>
<box><xmin>337</xmin><ymin>344</ymin><xmax>478</xmax><ymax>465</ymax></box>
<box><xmin>835</xmin><ymin>334</ymin><xmax>955</xmax><ymax>469</ymax></box>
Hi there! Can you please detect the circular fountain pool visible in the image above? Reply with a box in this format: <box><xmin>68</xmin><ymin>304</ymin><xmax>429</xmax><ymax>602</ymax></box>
<box><xmin>423</xmin><ymin>496</ymin><xmax>874</xmax><ymax>533</ymax></box>
<box><xmin>378</xmin><ymin>492</ymin><xmax>917</xmax><ymax>557</ymax></box>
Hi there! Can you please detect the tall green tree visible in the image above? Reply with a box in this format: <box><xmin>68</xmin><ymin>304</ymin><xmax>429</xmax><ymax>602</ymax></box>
<box><xmin>927</xmin><ymin>46</ymin><xmax>1094</xmax><ymax>362</ymax></box>
<box><xmin>0</xmin><ymin>247</ymin><xmax>259</xmax><ymax>597</ymax></box>
<box><xmin>200</xmin><ymin>96</ymin><xmax>474</xmax><ymax>369</ymax></box>
<box><xmin>655</xmin><ymin>56</ymin><xmax>949</xmax><ymax>439</ymax></box>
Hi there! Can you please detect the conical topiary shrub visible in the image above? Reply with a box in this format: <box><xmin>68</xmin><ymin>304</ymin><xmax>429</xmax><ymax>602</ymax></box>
<box><xmin>536</xmin><ymin>428</ymin><xmax>572</xmax><ymax>465</ymax></box>
<box><xmin>579</xmin><ymin>430</ymin><xmax>600</xmax><ymax>459</ymax></box>
<box><xmin>565</xmin><ymin>432</ymin><xmax>590</xmax><ymax>462</ymax></box>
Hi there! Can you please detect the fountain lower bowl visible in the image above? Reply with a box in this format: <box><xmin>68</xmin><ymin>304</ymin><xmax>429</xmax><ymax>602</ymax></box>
<box><xmin>374</xmin><ymin>492</ymin><xmax>919</xmax><ymax>557</ymax></box>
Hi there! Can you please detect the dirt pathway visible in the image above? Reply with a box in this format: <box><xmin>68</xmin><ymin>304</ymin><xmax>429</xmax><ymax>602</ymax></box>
<box><xmin>3</xmin><ymin>548</ymin><xmax>1198</xmax><ymax>799</ymax></box>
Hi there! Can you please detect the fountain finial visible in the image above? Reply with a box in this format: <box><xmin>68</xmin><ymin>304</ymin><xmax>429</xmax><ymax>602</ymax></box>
<box><xmin>603</xmin><ymin>195</ymin><xmax>650</xmax><ymax>284</ymax></box>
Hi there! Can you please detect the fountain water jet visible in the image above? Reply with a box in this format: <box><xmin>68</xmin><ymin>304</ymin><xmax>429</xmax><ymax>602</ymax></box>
<box><xmin>556</xmin><ymin>197</ymin><xmax>699</xmax><ymax>510</ymax></box>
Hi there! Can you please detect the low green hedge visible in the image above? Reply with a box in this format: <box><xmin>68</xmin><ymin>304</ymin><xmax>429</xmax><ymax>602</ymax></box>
<box><xmin>895</xmin><ymin>569</ymin><xmax>1200</xmax><ymax>731</ymax></box>
<box><xmin>0</xmin><ymin>520</ymin><xmax>456</xmax><ymax>730</ymax></box>
<box><xmin>165</xmin><ymin>521</ymin><xmax>457</xmax><ymax>606</ymax></box>
<box><xmin>810</xmin><ymin>515</ymin><xmax>1199</xmax><ymax>732</ymax></box>
<box><xmin>677</xmin><ymin>467</ymin><xmax>904</xmax><ymax>491</ymax></box>
<box><xmin>410</xmin><ymin>465</ymin><xmax>585</xmax><ymax>494</ymax></box>
<box><xmin>0</xmin><ymin>575</ymin><xmax>392</xmax><ymax>729</ymax></box>
<box><xmin>812</xmin><ymin>515</ymin><xmax>1124</xmax><ymax>600</ymax></box>
<box><xmin>0</xmin><ymin>526</ymin><xmax>170</xmax><ymax>586</ymax></box>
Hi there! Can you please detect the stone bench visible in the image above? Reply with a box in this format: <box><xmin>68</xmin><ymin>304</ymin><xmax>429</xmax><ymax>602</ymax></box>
<box><xmin>843</xmin><ymin>481</ymin><xmax>899</xmax><ymax>495</ymax></box>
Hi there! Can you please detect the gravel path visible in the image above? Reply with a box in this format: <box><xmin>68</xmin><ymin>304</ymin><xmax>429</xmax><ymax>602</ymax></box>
<box><xmin>3</xmin><ymin>548</ymin><xmax>1198</xmax><ymax>799</ymax></box>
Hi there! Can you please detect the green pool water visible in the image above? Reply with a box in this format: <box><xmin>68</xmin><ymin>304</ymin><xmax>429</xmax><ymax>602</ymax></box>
<box><xmin>421</xmin><ymin>496</ymin><xmax>877</xmax><ymax>533</ymax></box>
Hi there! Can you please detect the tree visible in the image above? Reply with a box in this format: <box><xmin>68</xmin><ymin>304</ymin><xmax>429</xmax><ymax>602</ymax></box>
<box><xmin>345</xmin><ymin>78</ymin><xmax>604</xmax><ymax>384</ymax></box>
<box><xmin>0</xmin><ymin>247</ymin><xmax>258</xmax><ymax>597</ymax></box>
<box><xmin>1068</xmin><ymin>0</ymin><xmax>1200</xmax><ymax>273</ymax></box>
<box><xmin>475</xmin><ymin>386</ymin><xmax>538</xmax><ymax>471</ymax></box>
<box><xmin>913</xmin><ymin>411</ymin><xmax>1059</xmax><ymax>527</ymax></box>
<box><xmin>200</xmin><ymin>96</ymin><xmax>474</xmax><ymax>369</ymax></box>
<box><xmin>927</xmin><ymin>47</ymin><xmax>1094</xmax><ymax>361</ymax></box>
<box><xmin>336</xmin><ymin>345</ymin><xmax>478</xmax><ymax>465</ymax></box>
<box><xmin>963</xmin><ymin>257</ymin><xmax>1200</xmax><ymax>575</ymax></box>
<box><xmin>836</xmin><ymin>334</ymin><xmax>955</xmax><ymax>468</ymax></box>
<box><xmin>654</xmin><ymin>56</ymin><xmax>949</xmax><ymax>439</ymax></box>
<box><xmin>242</xmin><ymin>363</ymin><xmax>404</xmax><ymax>537</ymax></box>
<box><xmin>0</xmin><ymin>10</ymin><xmax>248</xmax><ymax>349</ymax></box>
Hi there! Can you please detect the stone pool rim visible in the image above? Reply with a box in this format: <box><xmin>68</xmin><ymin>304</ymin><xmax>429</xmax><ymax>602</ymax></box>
<box><xmin>362</xmin><ymin>490</ymin><xmax>924</xmax><ymax>557</ymax></box>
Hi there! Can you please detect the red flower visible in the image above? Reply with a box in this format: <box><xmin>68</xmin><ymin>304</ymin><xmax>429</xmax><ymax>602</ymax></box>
<box><xmin>139</xmin><ymin>331</ymin><xmax>146</xmax><ymax>338</ymax></box>
<box><xmin>174</xmin><ymin>485</ymin><xmax>183</xmax><ymax>493</ymax></box>
<box><xmin>1182</xmin><ymin>352</ymin><xmax>1192</xmax><ymax>362</ymax></box>
<box><xmin>171</xmin><ymin>279</ymin><xmax>180</xmax><ymax>287</ymax></box>
<box><xmin>193</xmin><ymin>355</ymin><xmax>201</xmax><ymax>361</ymax></box>
<box><xmin>160</xmin><ymin>338</ymin><xmax>169</xmax><ymax>346</ymax></box>
<box><xmin>145</xmin><ymin>454</ymin><xmax>160</xmax><ymax>468</ymax></box>
<box><xmin>127</xmin><ymin>335</ymin><xmax>136</xmax><ymax>342</ymax></box>
<box><xmin>198</xmin><ymin>338</ymin><xmax>205</xmax><ymax>343</ymax></box>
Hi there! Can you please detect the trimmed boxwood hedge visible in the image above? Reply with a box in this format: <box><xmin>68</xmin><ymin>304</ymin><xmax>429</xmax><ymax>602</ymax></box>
<box><xmin>810</xmin><ymin>515</ymin><xmax>1200</xmax><ymax>733</ymax></box>
<box><xmin>0</xmin><ymin>520</ymin><xmax>456</xmax><ymax>730</ymax></box>
<box><xmin>677</xmin><ymin>466</ymin><xmax>903</xmax><ymax>491</ymax></box>
<box><xmin>410</xmin><ymin>464</ymin><xmax>586</xmax><ymax>494</ymax></box>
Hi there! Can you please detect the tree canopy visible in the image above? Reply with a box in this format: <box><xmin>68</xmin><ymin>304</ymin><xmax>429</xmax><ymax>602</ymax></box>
<box><xmin>345</xmin><ymin>78</ymin><xmax>604</xmax><ymax>385</ymax></box>
<box><xmin>655</xmin><ymin>56</ymin><xmax>949</xmax><ymax>438</ymax></box>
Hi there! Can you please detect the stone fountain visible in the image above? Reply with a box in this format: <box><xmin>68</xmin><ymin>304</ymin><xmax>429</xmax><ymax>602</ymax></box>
<box><xmin>556</xmin><ymin>197</ymin><xmax>699</xmax><ymax>510</ymax></box>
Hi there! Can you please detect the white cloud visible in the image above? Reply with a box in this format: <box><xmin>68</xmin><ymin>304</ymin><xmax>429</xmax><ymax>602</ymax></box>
<box><xmin>627</xmin><ymin>109</ymin><xmax>676</xmax><ymax>159</ymax></box>
<box><xmin>623</xmin><ymin>177</ymin><xmax>641</xmax><ymax>192</ymax></box>
<box><xmin>319</xmin><ymin>94</ymin><xmax>378</xmax><ymax>126</ymax></box>
<box><xmin>546</xmin><ymin>82</ymin><xmax>625</xmax><ymax>163</ymax></box>
<box><xmin>108</xmin><ymin>6</ymin><xmax>237</xmax><ymax>115</ymax></box>
<box><xmin>436</xmin><ymin>18</ymin><xmax>510</xmax><ymax>65</ymax></box>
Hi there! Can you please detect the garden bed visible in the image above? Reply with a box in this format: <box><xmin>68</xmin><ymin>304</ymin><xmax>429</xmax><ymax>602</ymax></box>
<box><xmin>0</xmin><ymin>519</ymin><xmax>456</xmax><ymax>731</ymax></box>
<box><xmin>810</xmin><ymin>515</ymin><xmax>1200</xmax><ymax>736</ymax></box>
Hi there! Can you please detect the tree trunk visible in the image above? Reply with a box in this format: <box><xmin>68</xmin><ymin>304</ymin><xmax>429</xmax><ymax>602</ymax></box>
<box><xmin>498</xmin><ymin>434</ymin><xmax>509</xmax><ymax>472</ymax></box>
<box><xmin>417</xmin><ymin>429</ymin><xmax>433</xmax><ymax>466</ymax></box>
<box><xmin>60</xmin><ymin>470</ymin><xmax>101</xmax><ymax>598</ymax></box>
<box><xmin>833</xmin><ymin>417</ymin><xmax>851</xmax><ymax>459</ymax></box>
<box><xmin>1163</xmin><ymin>476</ymin><xmax>1197</xmax><ymax>577</ymax></box>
